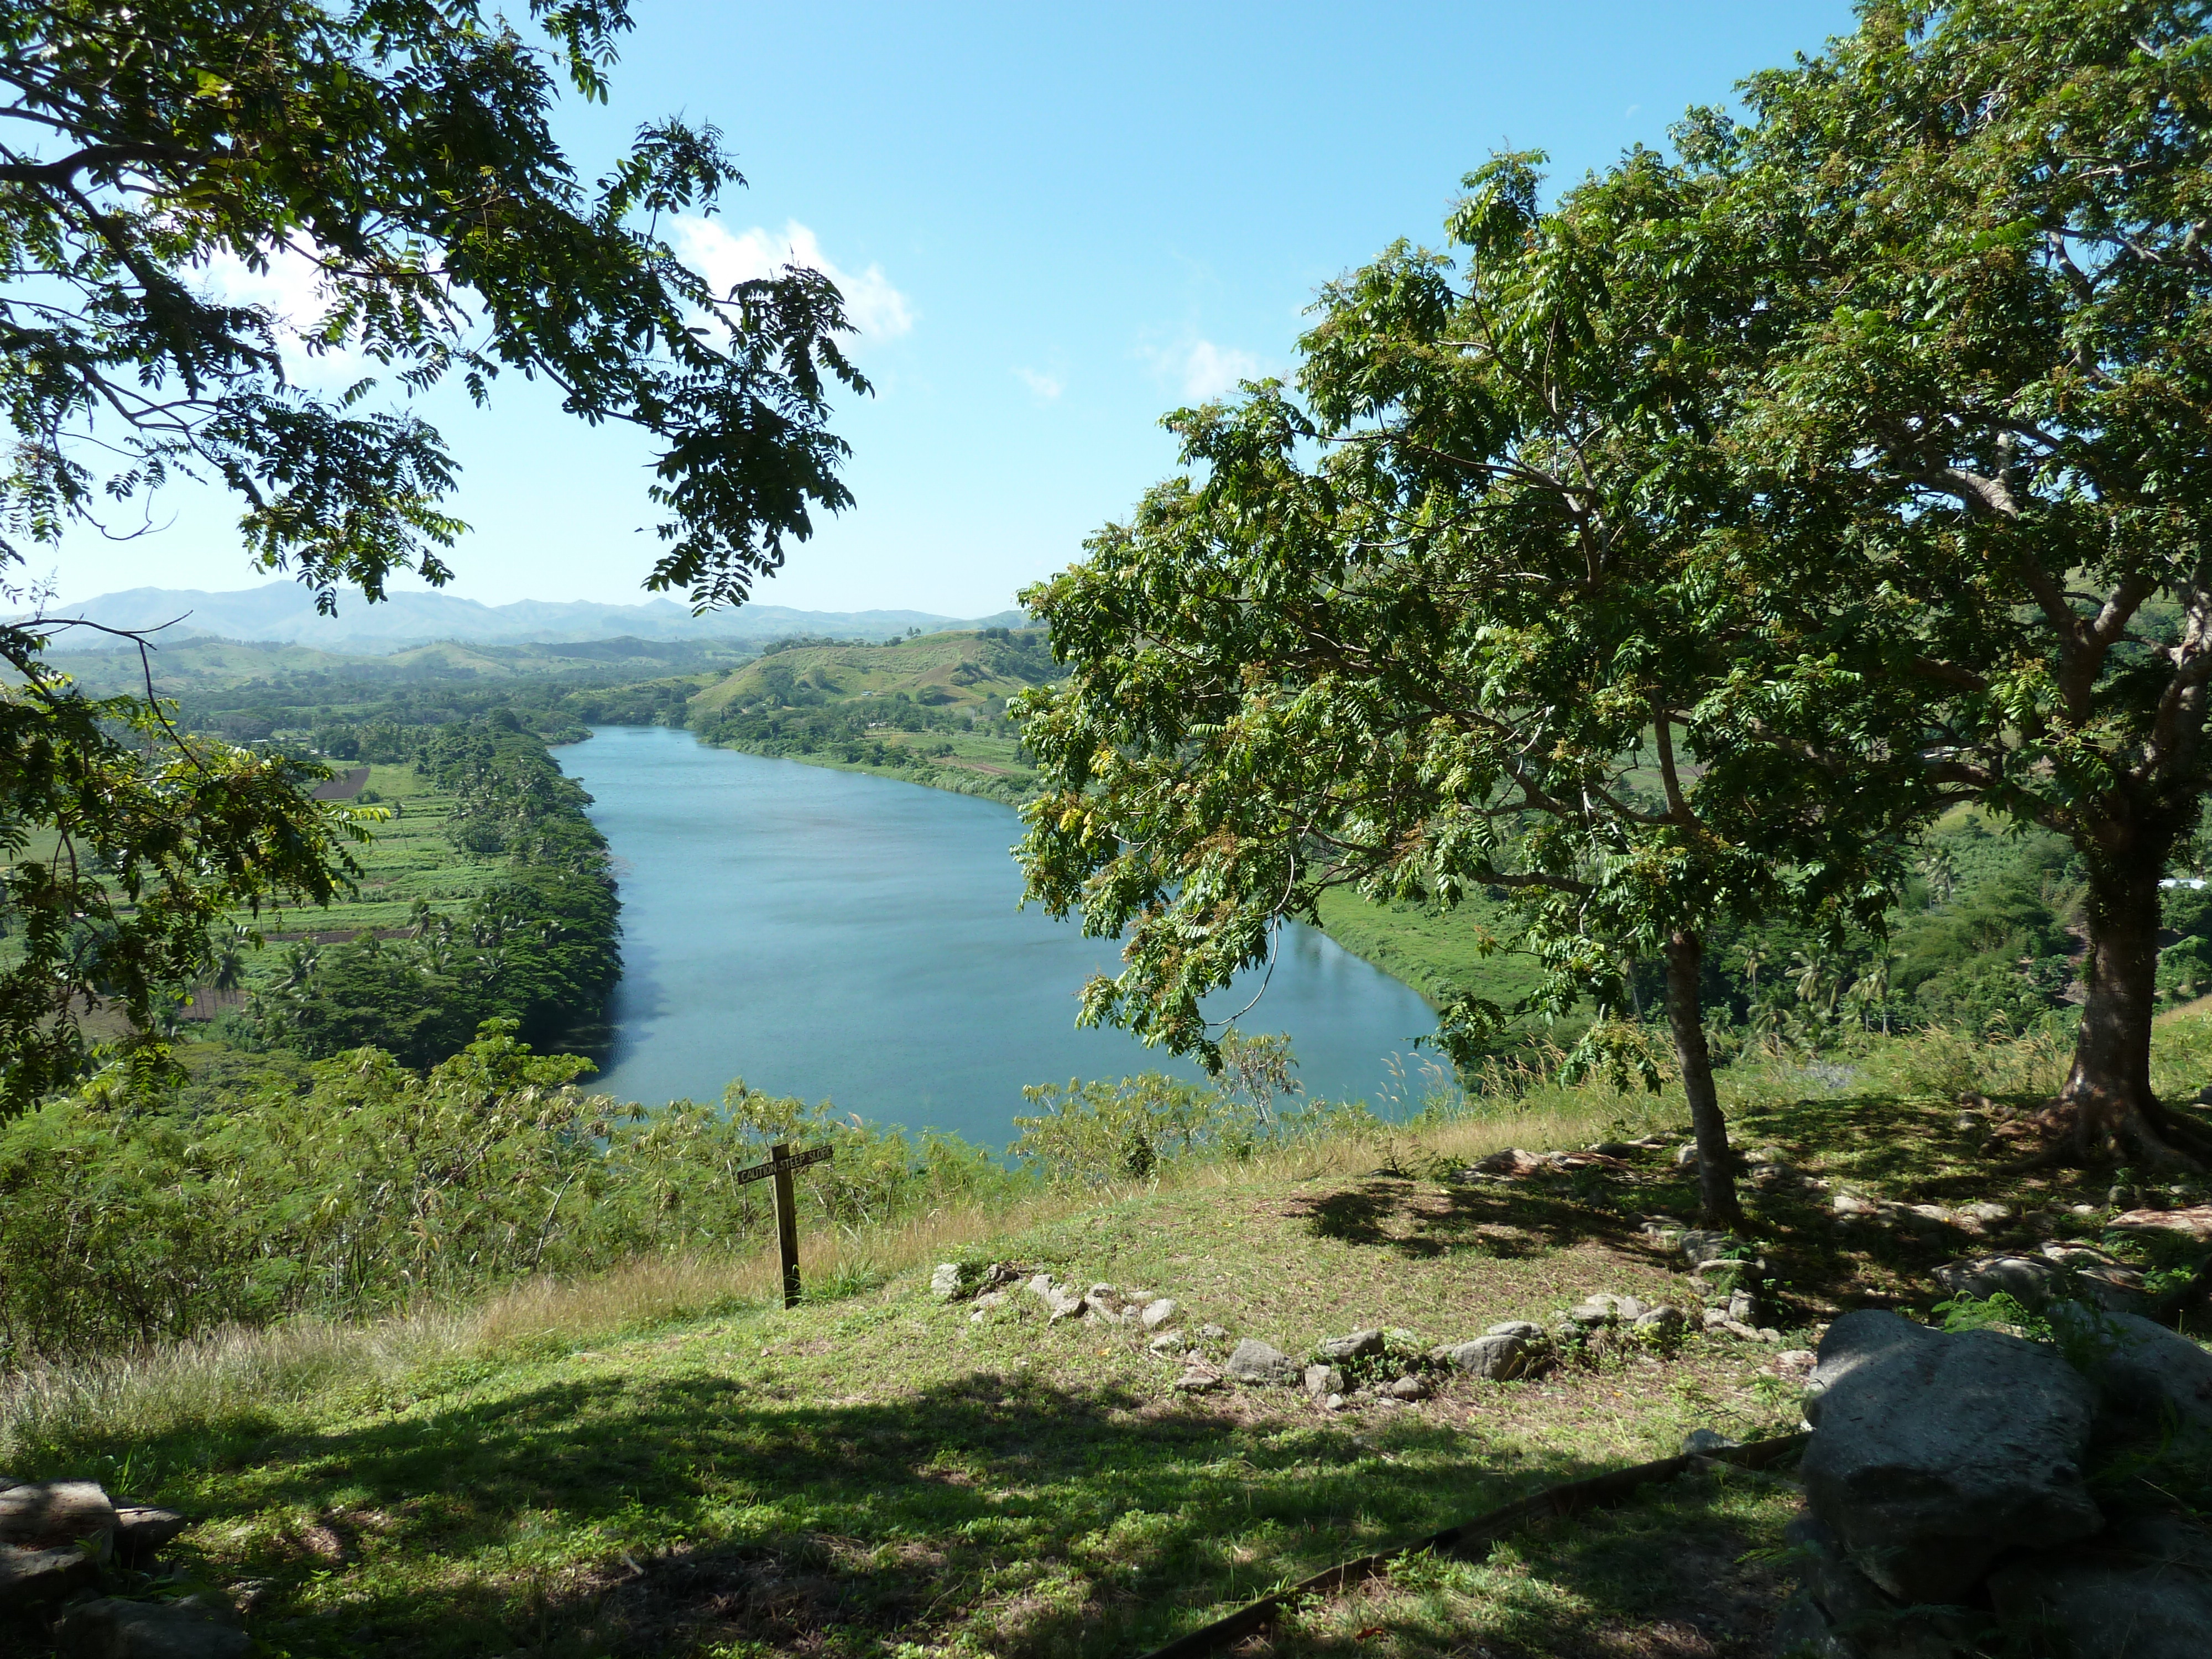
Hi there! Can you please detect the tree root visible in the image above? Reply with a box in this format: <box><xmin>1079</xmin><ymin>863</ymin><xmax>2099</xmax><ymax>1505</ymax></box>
<box><xmin>2015</xmin><ymin>1092</ymin><xmax>2212</xmax><ymax>1172</ymax></box>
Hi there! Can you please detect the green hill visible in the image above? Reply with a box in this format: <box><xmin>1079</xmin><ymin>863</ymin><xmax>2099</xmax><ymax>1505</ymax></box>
<box><xmin>689</xmin><ymin>627</ymin><xmax>1059</xmax><ymax>720</ymax></box>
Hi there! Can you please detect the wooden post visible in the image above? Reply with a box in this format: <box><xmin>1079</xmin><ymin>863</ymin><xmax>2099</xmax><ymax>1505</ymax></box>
<box><xmin>733</xmin><ymin>1142</ymin><xmax>831</xmax><ymax>1307</ymax></box>
<box><xmin>770</xmin><ymin>1140</ymin><xmax>803</xmax><ymax>1308</ymax></box>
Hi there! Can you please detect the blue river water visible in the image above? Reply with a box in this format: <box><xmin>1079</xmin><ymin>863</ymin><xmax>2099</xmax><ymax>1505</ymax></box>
<box><xmin>559</xmin><ymin>725</ymin><xmax>1442</xmax><ymax>1149</ymax></box>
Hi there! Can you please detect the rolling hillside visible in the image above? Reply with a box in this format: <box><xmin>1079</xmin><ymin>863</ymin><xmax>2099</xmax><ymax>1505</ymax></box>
<box><xmin>688</xmin><ymin>627</ymin><xmax>1060</xmax><ymax>721</ymax></box>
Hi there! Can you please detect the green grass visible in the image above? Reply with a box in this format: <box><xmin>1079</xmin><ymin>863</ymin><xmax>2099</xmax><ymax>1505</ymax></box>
<box><xmin>1312</xmin><ymin>888</ymin><xmax>1546</xmax><ymax>1011</ymax></box>
<box><xmin>11</xmin><ymin>1019</ymin><xmax>2210</xmax><ymax>1656</ymax></box>
<box><xmin>223</xmin><ymin>763</ymin><xmax>503</xmax><ymax>989</ymax></box>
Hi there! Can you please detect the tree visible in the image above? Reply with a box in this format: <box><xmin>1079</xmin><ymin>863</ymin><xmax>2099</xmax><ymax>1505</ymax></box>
<box><xmin>0</xmin><ymin>1</ymin><xmax>861</xmax><ymax>1108</ymax></box>
<box><xmin>1699</xmin><ymin>0</ymin><xmax>2212</xmax><ymax>1161</ymax></box>
<box><xmin>1013</xmin><ymin>154</ymin><xmax>1919</xmax><ymax>1225</ymax></box>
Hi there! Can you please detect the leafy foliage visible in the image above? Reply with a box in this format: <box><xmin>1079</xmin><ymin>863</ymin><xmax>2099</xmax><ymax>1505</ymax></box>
<box><xmin>252</xmin><ymin>720</ymin><xmax>620</xmax><ymax>1062</ymax></box>
<box><xmin>0</xmin><ymin>1024</ymin><xmax>1016</xmax><ymax>1363</ymax></box>
<box><xmin>0</xmin><ymin>649</ymin><xmax>367</xmax><ymax>1110</ymax></box>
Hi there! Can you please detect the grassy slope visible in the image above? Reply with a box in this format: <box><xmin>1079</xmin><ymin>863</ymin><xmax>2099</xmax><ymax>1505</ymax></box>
<box><xmin>689</xmin><ymin>633</ymin><xmax>1046</xmax><ymax>719</ymax></box>
<box><xmin>11</xmin><ymin>1022</ymin><xmax>2209</xmax><ymax>1658</ymax></box>
<box><xmin>688</xmin><ymin>631</ymin><xmax>1048</xmax><ymax>801</ymax></box>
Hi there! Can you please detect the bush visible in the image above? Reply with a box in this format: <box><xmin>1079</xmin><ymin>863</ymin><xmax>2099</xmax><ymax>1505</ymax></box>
<box><xmin>0</xmin><ymin>1025</ymin><xmax>1020</xmax><ymax>1364</ymax></box>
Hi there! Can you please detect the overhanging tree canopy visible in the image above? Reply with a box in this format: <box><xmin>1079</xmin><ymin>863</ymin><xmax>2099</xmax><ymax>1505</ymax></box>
<box><xmin>0</xmin><ymin>0</ymin><xmax>863</xmax><ymax>1108</ymax></box>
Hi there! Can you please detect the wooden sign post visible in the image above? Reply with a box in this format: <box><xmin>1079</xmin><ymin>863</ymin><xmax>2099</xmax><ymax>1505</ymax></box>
<box><xmin>733</xmin><ymin>1141</ymin><xmax>834</xmax><ymax>1307</ymax></box>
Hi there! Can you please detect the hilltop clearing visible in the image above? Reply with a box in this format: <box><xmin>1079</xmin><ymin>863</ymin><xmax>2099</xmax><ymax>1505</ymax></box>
<box><xmin>6</xmin><ymin>1019</ymin><xmax>2209</xmax><ymax>1657</ymax></box>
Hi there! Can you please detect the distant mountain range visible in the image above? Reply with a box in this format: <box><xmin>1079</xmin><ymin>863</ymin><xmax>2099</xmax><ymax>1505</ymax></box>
<box><xmin>34</xmin><ymin>583</ymin><xmax>1027</xmax><ymax>653</ymax></box>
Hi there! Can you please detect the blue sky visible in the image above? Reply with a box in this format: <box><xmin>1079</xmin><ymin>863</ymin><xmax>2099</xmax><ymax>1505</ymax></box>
<box><xmin>64</xmin><ymin>1</ymin><xmax>1860</xmax><ymax>618</ymax></box>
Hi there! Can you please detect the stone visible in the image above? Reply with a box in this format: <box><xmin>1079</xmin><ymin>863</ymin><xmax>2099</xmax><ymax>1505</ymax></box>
<box><xmin>1673</xmin><ymin>1143</ymin><xmax>1699</xmax><ymax>1167</ymax></box>
<box><xmin>968</xmin><ymin>1290</ymin><xmax>1008</xmax><ymax>1323</ymax></box>
<box><xmin>1385</xmin><ymin>1375</ymin><xmax>1430</xmax><ymax>1401</ymax></box>
<box><xmin>1322</xmin><ymin>1392</ymin><xmax>1347</xmax><ymax>1411</ymax></box>
<box><xmin>1438</xmin><ymin>1333</ymin><xmax>1535</xmax><ymax>1380</ymax></box>
<box><xmin>1587</xmin><ymin>1141</ymin><xmax>1639</xmax><ymax>1158</ymax></box>
<box><xmin>1832</xmin><ymin>1192</ymin><xmax>1880</xmax><ymax>1216</ymax></box>
<box><xmin>1223</xmin><ymin>1338</ymin><xmax>1298</xmax><ymax>1386</ymax></box>
<box><xmin>929</xmin><ymin>1262</ymin><xmax>966</xmax><ymax>1300</ymax></box>
<box><xmin>111</xmin><ymin>1506</ymin><xmax>189</xmax><ymax>1568</ymax></box>
<box><xmin>1197</xmin><ymin>1323</ymin><xmax>1229</xmax><ymax>1340</ymax></box>
<box><xmin>1314</xmin><ymin>1328</ymin><xmax>1385</xmax><ymax>1363</ymax></box>
<box><xmin>1139</xmin><ymin>1297</ymin><xmax>1178</xmax><ymax>1331</ymax></box>
<box><xmin>1933</xmin><ymin>1250</ymin><xmax>2148</xmax><ymax>1314</ymax></box>
<box><xmin>1303</xmin><ymin>1364</ymin><xmax>1344</xmax><ymax>1397</ymax></box>
<box><xmin>1173</xmin><ymin>1366</ymin><xmax>1219</xmax><ymax>1393</ymax></box>
<box><xmin>53</xmin><ymin>1596</ymin><xmax>252</xmax><ymax>1659</ymax></box>
<box><xmin>1986</xmin><ymin>1512</ymin><xmax>2212</xmax><ymax>1659</ymax></box>
<box><xmin>1799</xmin><ymin>1309</ymin><xmax>2102</xmax><ymax>1604</ymax></box>
<box><xmin>0</xmin><ymin>1541</ymin><xmax>100</xmax><ymax>1614</ymax></box>
<box><xmin>1726</xmin><ymin>1289</ymin><xmax>1761</xmax><ymax>1325</ymax></box>
<box><xmin>2063</xmin><ymin>1310</ymin><xmax>2212</xmax><ymax>1443</ymax></box>
<box><xmin>1567</xmin><ymin>1293</ymin><xmax>1647</xmax><ymax>1326</ymax></box>
<box><xmin>1634</xmin><ymin>1305</ymin><xmax>1686</xmax><ymax>1335</ymax></box>
<box><xmin>2110</xmin><ymin>1204</ymin><xmax>2212</xmax><ymax>1241</ymax></box>
<box><xmin>1681</xmin><ymin>1428</ymin><xmax>1739</xmax><ymax>1453</ymax></box>
<box><xmin>1485</xmin><ymin>1321</ymin><xmax>1545</xmax><ymax>1340</ymax></box>
<box><xmin>1025</xmin><ymin>1274</ymin><xmax>1086</xmax><ymax>1322</ymax></box>
<box><xmin>0</xmin><ymin>1480</ymin><xmax>115</xmax><ymax>1552</ymax></box>
<box><xmin>1774</xmin><ymin>1348</ymin><xmax>1818</xmax><ymax>1374</ymax></box>
<box><xmin>1777</xmin><ymin>1514</ymin><xmax>1983</xmax><ymax>1659</ymax></box>
<box><xmin>1674</xmin><ymin>1229</ymin><xmax>1740</xmax><ymax>1266</ymax></box>
<box><xmin>1148</xmin><ymin>1331</ymin><xmax>1187</xmax><ymax>1354</ymax></box>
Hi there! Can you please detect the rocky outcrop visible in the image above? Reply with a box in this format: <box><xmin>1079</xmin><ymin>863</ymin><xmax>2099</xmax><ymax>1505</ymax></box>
<box><xmin>1985</xmin><ymin>1514</ymin><xmax>2212</xmax><ymax>1659</ymax></box>
<box><xmin>1779</xmin><ymin>1309</ymin><xmax>2212</xmax><ymax>1658</ymax></box>
<box><xmin>1799</xmin><ymin>1310</ymin><xmax>2102</xmax><ymax>1604</ymax></box>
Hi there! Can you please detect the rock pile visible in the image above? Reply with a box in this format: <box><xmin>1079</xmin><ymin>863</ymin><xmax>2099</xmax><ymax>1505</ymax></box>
<box><xmin>1776</xmin><ymin>1308</ymin><xmax>2212</xmax><ymax>1658</ymax></box>
<box><xmin>0</xmin><ymin>1475</ymin><xmax>241</xmax><ymax>1657</ymax></box>
<box><xmin>928</xmin><ymin>1261</ymin><xmax>1712</xmax><ymax>1408</ymax></box>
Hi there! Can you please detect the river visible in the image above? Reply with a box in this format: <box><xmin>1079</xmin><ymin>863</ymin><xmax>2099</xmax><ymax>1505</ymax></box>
<box><xmin>560</xmin><ymin>725</ymin><xmax>1444</xmax><ymax>1149</ymax></box>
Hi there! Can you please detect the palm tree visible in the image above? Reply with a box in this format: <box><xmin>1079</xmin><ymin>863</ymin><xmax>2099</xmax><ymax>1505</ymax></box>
<box><xmin>208</xmin><ymin>925</ymin><xmax>251</xmax><ymax>992</ymax></box>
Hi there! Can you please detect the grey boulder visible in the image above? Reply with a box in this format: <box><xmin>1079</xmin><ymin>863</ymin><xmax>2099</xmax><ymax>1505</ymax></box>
<box><xmin>0</xmin><ymin>1480</ymin><xmax>115</xmax><ymax>1552</ymax></box>
<box><xmin>1485</xmin><ymin>1321</ymin><xmax>1545</xmax><ymax>1340</ymax></box>
<box><xmin>0</xmin><ymin>1541</ymin><xmax>101</xmax><ymax>1614</ymax></box>
<box><xmin>1314</xmin><ymin>1328</ymin><xmax>1385</xmax><ymax>1364</ymax></box>
<box><xmin>112</xmin><ymin>1506</ymin><xmax>190</xmax><ymax>1569</ymax></box>
<box><xmin>1437</xmin><ymin>1333</ymin><xmax>1536</xmax><ymax>1380</ymax></box>
<box><xmin>1568</xmin><ymin>1294</ymin><xmax>1646</xmax><ymax>1326</ymax></box>
<box><xmin>2059</xmin><ymin>1310</ymin><xmax>2212</xmax><ymax>1444</ymax></box>
<box><xmin>53</xmin><ymin>1595</ymin><xmax>251</xmax><ymax>1659</ymax></box>
<box><xmin>1986</xmin><ymin>1513</ymin><xmax>2212</xmax><ymax>1659</ymax></box>
<box><xmin>1139</xmin><ymin>1297</ymin><xmax>1180</xmax><ymax>1331</ymax></box>
<box><xmin>1223</xmin><ymin>1338</ymin><xmax>1298</xmax><ymax>1386</ymax></box>
<box><xmin>1800</xmin><ymin>1309</ymin><xmax>2102</xmax><ymax>1603</ymax></box>
<box><xmin>1774</xmin><ymin>1514</ymin><xmax>1983</xmax><ymax>1659</ymax></box>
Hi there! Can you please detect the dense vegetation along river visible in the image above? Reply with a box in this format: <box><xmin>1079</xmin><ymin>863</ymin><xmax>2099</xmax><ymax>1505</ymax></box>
<box><xmin>560</xmin><ymin>726</ymin><xmax>1445</xmax><ymax>1149</ymax></box>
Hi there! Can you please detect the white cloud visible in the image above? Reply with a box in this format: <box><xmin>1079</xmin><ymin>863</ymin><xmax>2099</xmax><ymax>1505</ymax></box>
<box><xmin>1014</xmin><ymin>366</ymin><xmax>1062</xmax><ymax>401</ymax></box>
<box><xmin>668</xmin><ymin>217</ymin><xmax>914</xmax><ymax>343</ymax></box>
<box><xmin>196</xmin><ymin>242</ymin><xmax>368</xmax><ymax>382</ymax></box>
<box><xmin>1157</xmin><ymin>338</ymin><xmax>1261</xmax><ymax>400</ymax></box>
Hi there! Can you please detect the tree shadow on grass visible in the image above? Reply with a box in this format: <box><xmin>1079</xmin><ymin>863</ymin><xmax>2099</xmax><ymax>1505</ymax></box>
<box><xmin>27</xmin><ymin>1364</ymin><xmax>1749</xmax><ymax>1659</ymax></box>
<box><xmin>1292</xmin><ymin>1174</ymin><xmax>1678</xmax><ymax>1268</ymax></box>
<box><xmin>1271</xmin><ymin>1465</ymin><xmax>1797</xmax><ymax>1658</ymax></box>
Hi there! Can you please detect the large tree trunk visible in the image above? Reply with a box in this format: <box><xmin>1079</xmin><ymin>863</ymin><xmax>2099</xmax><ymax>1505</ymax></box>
<box><xmin>1665</xmin><ymin>929</ymin><xmax>1743</xmax><ymax>1227</ymax></box>
<box><xmin>2041</xmin><ymin>816</ymin><xmax>2212</xmax><ymax>1165</ymax></box>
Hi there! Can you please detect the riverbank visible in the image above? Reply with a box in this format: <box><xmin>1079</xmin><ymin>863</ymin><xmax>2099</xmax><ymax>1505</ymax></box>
<box><xmin>693</xmin><ymin>727</ymin><xmax>1037</xmax><ymax>808</ymax></box>
<box><xmin>10</xmin><ymin>1016</ymin><xmax>2207</xmax><ymax>1657</ymax></box>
